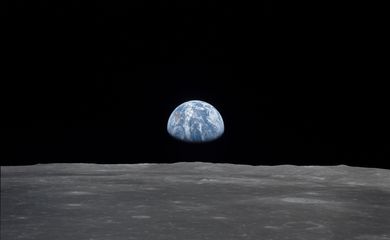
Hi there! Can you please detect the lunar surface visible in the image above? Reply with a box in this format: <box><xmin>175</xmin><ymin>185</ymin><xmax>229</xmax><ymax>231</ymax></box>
<box><xmin>1</xmin><ymin>163</ymin><xmax>390</xmax><ymax>240</ymax></box>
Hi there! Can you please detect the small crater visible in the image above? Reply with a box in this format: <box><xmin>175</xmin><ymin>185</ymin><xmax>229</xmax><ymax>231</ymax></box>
<box><xmin>346</xmin><ymin>182</ymin><xmax>367</xmax><ymax>186</ymax></box>
<box><xmin>66</xmin><ymin>203</ymin><xmax>83</xmax><ymax>207</ymax></box>
<box><xmin>198</xmin><ymin>178</ymin><xmax>219</xmax><ymax>184</ymax></box>
<box><xmin>175</xmin><ymin>204</ymin><xmax>210</xmax><ymax>211</ymax></box>
<box><xmin>355</xmin><ymin>235</ymin><xmax>390</xmax><ymax>240</ymax></box>
<box><xmin>134</xmin><ymin>205</ymin><xmax>148</xmax><ymax>208</ymax></box>
<box><xmin>264</xmin><ymin>226</ymin><xmax>280</xmax><ymax>229</ymax></box>
<box><xmin>304</xmin><ymin>192</ymin><xmax>321</xmax><ymax>196</ymax></box>
<box><xmin>284</xmin><ymin>221</ymin><xmax>325</xmax><ymax>230</ymax></box>
<box><xmin>281</xmin><ymin>197</ymin><xmax>329</xmax><ymax>204</ymax></box>
<box><xmin>64</xmin><ymin>191</ymin><xmax>93</xmax><ymax>195</ymax></box>
<box><xmin>143</xmin><ymin>187</ymin><xmax>157</xmax><ymax>190</ymax></box>
<box><xmin>104</xmin><ymin>219</ymin><xmax>120</xmax><ymax>224</ymax></box>
<box><xmin>311</xmin><ymin>176</ymin><xmax>326</xmax><ymax>180</ymax></box>
<box><xmin>131</xmin><ymin>215</ymin><xmax>151</xmax><ymax>219</ymax></box>
<box><xmin>272</xmin><ymin>175</ymin><xmax>286</xmax><ymax>178</ymax></box>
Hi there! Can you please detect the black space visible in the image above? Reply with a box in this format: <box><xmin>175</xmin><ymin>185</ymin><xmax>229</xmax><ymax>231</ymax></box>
<box><xmin>2</xmin><ymin>0</ymin><xmax>389</xmax><ymax>168</ymax></box>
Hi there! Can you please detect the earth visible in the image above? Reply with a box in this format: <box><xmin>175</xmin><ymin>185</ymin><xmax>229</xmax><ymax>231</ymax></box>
<box><xmin>167</xmin><ymin>100</ymin><xmax>224</xmax><ymax>142</ymax></box>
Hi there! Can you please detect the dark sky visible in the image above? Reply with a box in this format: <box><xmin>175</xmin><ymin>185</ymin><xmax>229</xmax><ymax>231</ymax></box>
<box><xmin>2</xmin><ymin>0</ymin><xmax>389</xmax><ymax>168</ymax></box>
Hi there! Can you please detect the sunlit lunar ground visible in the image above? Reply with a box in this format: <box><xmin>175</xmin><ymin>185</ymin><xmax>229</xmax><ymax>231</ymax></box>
<box><xmin>1</xmin><ymin>163</ymin><xmax>390</xmax><ymax>240</ymax></box>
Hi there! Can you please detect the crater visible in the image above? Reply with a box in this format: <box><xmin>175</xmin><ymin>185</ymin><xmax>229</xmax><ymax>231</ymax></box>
<box><xmin>281</xmin><ymin>197</ymin><xmax>329</xmax><ymax>204</ymax></box>
<box><xmin>131</xmin><ymin>215</ymin><xmax>151</xmax><ymax>219</ymax></box>
<box><xmin>63</xmin><ymin>191</ymin><xmax>94</xmax><ymax>195</ymax></box>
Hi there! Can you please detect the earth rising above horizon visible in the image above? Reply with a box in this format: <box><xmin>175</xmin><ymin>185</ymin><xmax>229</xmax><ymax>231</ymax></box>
<box><xmin>167</xmin><ymin>100</ymin><xmax>224</xmax><ymax>143</ymax></box>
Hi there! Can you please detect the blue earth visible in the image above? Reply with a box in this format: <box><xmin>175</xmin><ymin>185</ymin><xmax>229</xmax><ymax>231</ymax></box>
<box><xmin>167</xmin><ymin>100</ymin><xmax>224</xmax><ymax>142</ymax></box>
